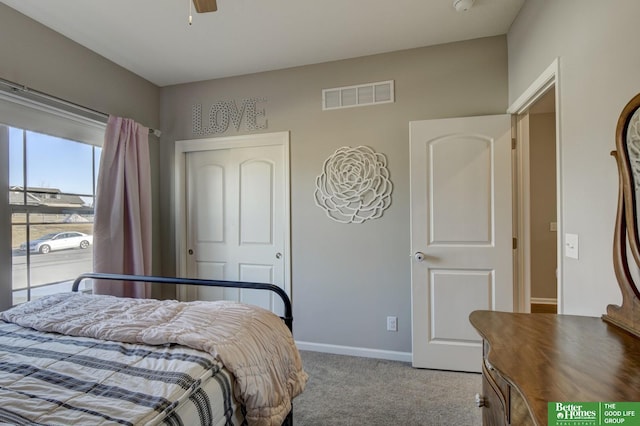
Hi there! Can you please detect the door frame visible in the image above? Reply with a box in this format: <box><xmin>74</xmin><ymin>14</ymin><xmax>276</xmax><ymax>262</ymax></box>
<box><xmin>507</xmin><ymin>58</ymin><xmax>563</xmax><ymax>313</ymax></box>
<box><xmin>174</xmin><ymin>131</ymin><xmax>291</xmax><ymax>302</ymax></box>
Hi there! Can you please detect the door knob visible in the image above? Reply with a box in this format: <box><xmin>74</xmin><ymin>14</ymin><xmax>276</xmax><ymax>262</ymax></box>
<box><xmin>276</xmin><ymin>252</ymin><xmax>282</xmax><ymax>259</ymax></box>
<box><xmin>188</xmin><ymin>249</ymin><xmax>194</xmax><ymax>255</ymax></box>
<box><xmin>414</xmin><ymin>252</ymin><xmax>426</xmax><ymax>262</ymax></box>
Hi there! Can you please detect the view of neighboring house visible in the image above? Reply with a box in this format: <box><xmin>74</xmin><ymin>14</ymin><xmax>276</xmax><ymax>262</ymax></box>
<box><xmin>9</xmin><ymin>186</ymin><xmax>88</xmax><ymax>209</ymax></box>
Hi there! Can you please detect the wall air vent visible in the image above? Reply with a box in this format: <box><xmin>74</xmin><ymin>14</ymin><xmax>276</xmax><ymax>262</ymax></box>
<box><xmin>322</xmin><ymin>80</ymin><xmax>394</xmax><ymax>111</ymax></box>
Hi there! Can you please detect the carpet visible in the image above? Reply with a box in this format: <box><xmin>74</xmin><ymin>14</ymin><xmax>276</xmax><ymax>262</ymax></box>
<box><xmin>293</xmin><ymin>350</ymin><xmax>483</xmax><ymax>425</ymax></box>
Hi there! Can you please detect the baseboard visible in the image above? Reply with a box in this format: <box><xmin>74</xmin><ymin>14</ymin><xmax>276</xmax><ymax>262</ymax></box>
<box><xmin>531</xmin><ymin>297</ymin><xmax>557</xmax><ymax>305</ymax></box>
<box><xmin>295</xmin><ymin>341</ymin><xmax>412</xmax><ymax>363</ymax></box>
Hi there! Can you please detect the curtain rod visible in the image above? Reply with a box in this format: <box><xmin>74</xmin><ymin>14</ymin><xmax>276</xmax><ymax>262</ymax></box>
<box><xmin>0</xmin><ymin>77</ymin><xmax>162</xmax><ymax>137</ymax></box>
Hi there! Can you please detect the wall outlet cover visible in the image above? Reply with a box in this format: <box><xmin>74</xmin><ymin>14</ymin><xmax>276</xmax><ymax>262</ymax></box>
<box><xmin>387</xmin><ymin>316</ymin><xmax>398</xmax><ymax>332</ymax></box>
<box><xmin>565</xmin><ymin>233</ymin><xmax>579</xmax><ymax>259</ymax></box>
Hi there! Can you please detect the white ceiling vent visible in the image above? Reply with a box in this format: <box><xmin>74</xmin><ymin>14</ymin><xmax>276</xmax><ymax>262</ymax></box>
<box><xmin>322</xmin><ymin>80</ymin><xmax>394</xmax><ymax>111</ymax></box>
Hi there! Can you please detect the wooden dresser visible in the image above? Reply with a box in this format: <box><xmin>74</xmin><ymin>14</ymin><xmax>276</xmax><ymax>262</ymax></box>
<box><xmin>469</xmin><ymin>311</ymin><xmax>640</xmax><ymax>425</ymax></box>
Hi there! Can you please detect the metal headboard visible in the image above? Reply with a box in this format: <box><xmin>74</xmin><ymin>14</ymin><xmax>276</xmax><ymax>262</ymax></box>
<box><xmin>72</xmin><ymin>272</ymin><xmax>293</xmax><ymax>331</ymax></box>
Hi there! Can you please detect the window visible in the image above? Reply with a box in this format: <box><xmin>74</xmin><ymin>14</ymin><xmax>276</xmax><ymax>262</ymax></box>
<box><xmin>0</xmin><ymin>86</ymin><xmax>106</xmax><ymax>308</ymax></box>
<box><xmin>8</xmin><ymin>127</ymin><xmax>101</xmax><ymax>304</ymax></box>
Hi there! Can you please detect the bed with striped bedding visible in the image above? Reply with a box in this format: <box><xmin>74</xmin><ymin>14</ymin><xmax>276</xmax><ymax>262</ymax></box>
<box><xmin>0</xmin><ymin>289</ymin><xmax>307</xmax><ymax>426</ymax></box>
<box><xmin>0</xmin><ymin>321</ymin><xmax>244</xmax><ymax>425</ymax></box>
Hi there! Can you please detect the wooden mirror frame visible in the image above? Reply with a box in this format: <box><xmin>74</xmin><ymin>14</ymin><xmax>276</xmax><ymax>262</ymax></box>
<box><xmin>603</xmin><ymin>93</ymin><xmax>640</xmax><ymax>337</ymax></box>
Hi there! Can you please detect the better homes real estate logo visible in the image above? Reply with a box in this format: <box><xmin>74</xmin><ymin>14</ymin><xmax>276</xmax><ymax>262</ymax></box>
<box><xmin>549</xmin><ymin>402</ymin><xmax>640</xmax><ymax>426</ymax></box>
<box><xmin>551</xmin><ymin>403</ymin><xmax>597</xmax><ymax>425</ymax></box>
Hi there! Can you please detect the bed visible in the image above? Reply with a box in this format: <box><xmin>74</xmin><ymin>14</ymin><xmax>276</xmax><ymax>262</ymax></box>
<box><xmin>0</xmin><ymin>272</ymin><xmax>307</xmax><ymax>426</ymax></box>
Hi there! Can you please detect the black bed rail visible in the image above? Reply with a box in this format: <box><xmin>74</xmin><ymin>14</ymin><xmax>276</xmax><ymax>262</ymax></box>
<box><xmin>72</xmin><ymin>272</ymin><xmax>293</xmax><ymax>331</ymax></box>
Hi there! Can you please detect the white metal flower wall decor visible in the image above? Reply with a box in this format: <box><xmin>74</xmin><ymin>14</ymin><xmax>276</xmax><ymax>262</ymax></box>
<box><xmin>314</xmin><ymin>146</ymin><xmax>393</xmax><ymax>224</ymax></box>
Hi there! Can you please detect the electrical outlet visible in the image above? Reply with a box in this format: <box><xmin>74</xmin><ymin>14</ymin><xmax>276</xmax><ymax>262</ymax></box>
<box><xmin>386</xmin><ymin>316</ymin><xmax>398</xmax><ymax>332</ymax></box>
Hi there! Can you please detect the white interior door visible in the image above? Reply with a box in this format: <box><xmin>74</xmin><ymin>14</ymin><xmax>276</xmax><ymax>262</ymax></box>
<box><xmin>179</xmin><ymin>133</ymin><xmax>289</xmax><ymax>315</ymax></box>
<box><xmin>410</xmin><ymin>115</ymin><xmax>513</xmax><ymax>372</ymax></box>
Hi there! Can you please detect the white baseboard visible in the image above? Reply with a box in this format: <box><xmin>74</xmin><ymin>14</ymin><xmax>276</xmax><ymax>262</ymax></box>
<box><xmin>295</xmin><ymin>341</ymin><xmax>412</xmax><ymax>363</ymax></box>
<box><xmin>531</xmin><ymin>297</ymin><xmax>557</xmax><ymax>305</ymax></box>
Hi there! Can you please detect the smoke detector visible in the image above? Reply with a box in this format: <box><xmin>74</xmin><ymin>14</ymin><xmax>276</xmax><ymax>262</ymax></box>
<box><xmin>453</xmin><ymin>0</ymin><xmax>475</xmax><ymax>12</ymax></box>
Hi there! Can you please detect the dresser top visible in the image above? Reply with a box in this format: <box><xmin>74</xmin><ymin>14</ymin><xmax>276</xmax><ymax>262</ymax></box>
<box><xmin>469</xmin><ymin>311</ymin><xmax>640</xmax><ymax>425</ymax></box>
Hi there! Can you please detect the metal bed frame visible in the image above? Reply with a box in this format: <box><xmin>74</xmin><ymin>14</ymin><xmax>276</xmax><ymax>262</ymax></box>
<box><xmin>72</xmin><ymin>272</ymin><xmax>293</xmax><ymax>331</ymax></box>
<box><xmin>71</xmin><ymin>272</ymin><xmax>295</xmax><ymax>425</ymax></box>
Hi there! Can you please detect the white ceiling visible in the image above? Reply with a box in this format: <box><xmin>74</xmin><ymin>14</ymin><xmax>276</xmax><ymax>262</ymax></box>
<box><xmin>2</xmin><ymin>0</ymin><xmax>524</xmax><ymax>87</ymax></box>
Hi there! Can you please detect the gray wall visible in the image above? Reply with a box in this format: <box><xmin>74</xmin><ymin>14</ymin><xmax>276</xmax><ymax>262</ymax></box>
<box><xmin>159</xmin><ymin>36</ymin><xmax>508</xmax><ymax>353</ymax></box>
<box><xmin>0</xmin><ymin>4</ymin><xmax>159</xmax><ymax>128</ymax></box>
<box><xmin>508</xmin><ymin>0</ymin><xmax>640</xmax><ymax>315</ymax></box>
<box><xmin>0</xmin><ymin>4</ymin><xmax>162</xmax><ymax>305</ymax></box>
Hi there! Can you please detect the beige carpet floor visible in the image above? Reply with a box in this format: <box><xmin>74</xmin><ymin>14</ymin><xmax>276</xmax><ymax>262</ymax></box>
<box><xmin>293</xmin><ymin>350</ymin><xmax>483</xmax><ymax>426</ymax></box>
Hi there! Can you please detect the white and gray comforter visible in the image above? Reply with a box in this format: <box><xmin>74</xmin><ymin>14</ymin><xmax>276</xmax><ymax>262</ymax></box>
<box><xmin>0</xmin><ymin>293</ymin><xmax>307</xmax><ymax>426</ymax></box>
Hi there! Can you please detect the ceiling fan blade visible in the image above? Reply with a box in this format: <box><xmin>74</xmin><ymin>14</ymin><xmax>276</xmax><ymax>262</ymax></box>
<box><xmin>192</xmin><ymin>0</ymin><xmax>217</xmax><ymax>13</ymax></box>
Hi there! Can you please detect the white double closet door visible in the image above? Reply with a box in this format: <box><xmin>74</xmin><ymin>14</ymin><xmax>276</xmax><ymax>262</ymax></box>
<box><xmin>179</xmin><ymin>133</ymin><xmax>289</xmax><ymax>316</ymax></box>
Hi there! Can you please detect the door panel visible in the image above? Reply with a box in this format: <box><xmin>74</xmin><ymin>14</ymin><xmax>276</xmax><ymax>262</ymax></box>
<box><xmin>240</xmin><ymin>160</ymin><xmax>274</xmax><ymax>244</ymax></box>
<box><xmin>431</xmin><ymin>136</ymin><xmax>492</xmax><ymax>243</ymax></box>
<box><xmin>430</xmin><ymin>270</ymin><xmax>492</xmax><ymax>341</ymax></box>
<box><xmin>196</xmin><ymin>164</ymin><xmax>224</xmax><ymax>242</ymax></box>
<box><xmin>236</xmin><ymin>263</ymin><xmax>275</xmax><ymax>311</ymax></box>
<box><xmin>410</xmin><ymin>114</ymin><xmax>512</xmax><ymax>372</ymax></box>
<box><xmin>196</xmin><ymin>262</ymin><xmax>225</xmax><ymax>300</ymax></box>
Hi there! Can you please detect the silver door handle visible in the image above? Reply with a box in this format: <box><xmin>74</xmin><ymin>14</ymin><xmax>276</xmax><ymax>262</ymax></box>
<box><xmin>414</xmin><ymin>252</ymin><xmax>426</xmax><ymax>262</ymax></box>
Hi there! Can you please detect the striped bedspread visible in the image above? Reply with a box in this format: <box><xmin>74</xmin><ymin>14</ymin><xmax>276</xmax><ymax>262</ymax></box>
<box><xmin>0</xmin><ymin>321</ymin><xmax>244</xmax><ymax>425</ymax></box>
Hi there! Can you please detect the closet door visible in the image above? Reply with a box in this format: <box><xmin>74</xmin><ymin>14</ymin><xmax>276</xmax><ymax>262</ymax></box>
<box><xmin>181</xmin><ymin>133</ymin><xmax>290</xmax><ymax>315</ymax></box>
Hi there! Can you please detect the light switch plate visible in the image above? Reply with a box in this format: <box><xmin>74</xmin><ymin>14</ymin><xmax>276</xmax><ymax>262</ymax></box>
<box><xmin>565</xmin><ymin>233</ymin><xmax>579</xmax><ymax>259</ymax></box>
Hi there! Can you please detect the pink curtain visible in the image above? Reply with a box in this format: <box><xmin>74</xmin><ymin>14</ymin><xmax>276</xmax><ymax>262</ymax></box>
<box><xmin>93</xmin><ymin>115</ymin><xmax>152</xmax><ymax>298</ymax></box>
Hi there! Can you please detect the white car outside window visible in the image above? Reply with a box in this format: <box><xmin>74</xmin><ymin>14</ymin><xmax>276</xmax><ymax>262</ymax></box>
<box><xmin>19</xmin><ymin>232</ymin><xmax>93</xmax><ymax>254</ymax></box>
